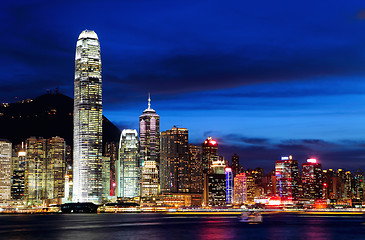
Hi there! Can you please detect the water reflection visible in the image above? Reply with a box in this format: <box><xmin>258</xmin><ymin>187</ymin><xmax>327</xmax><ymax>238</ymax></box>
<box><xmin>0</xmin><ymin>214</ymin><xmax>364</xmax><ymax>240</ymax></box>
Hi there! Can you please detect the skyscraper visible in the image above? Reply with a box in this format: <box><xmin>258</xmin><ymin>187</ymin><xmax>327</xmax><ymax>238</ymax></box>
<box><xmin>139</xmin><ymin>95</ymin><xmax>160</xmax><ymax>196</ymax></box>
<box><xmin>275</xmin><ymin>155</ymin><xmax>299</xmax><ymax>201</ymax></box>
<box><xmin>302</xmin><ymin>158</ymin><xmax>322</xmax><ymax>200</ymax></box>
<box><xmin>104</xmin><ymin>142</ymin><xmax>118</xmax><ymax>196</ymax></box>
<box><xmin>188</xmin><ymin>144</ymin><xmax>203</xmax><ymax>193</ymax></box>
<box><xmin>0</xmin><ymin>139</ymin><xmax>12</xmax><ymax>206</ymax></box>
<box><xmin>25</xmin><ymin>137</ymin><xmax>66</xmax><ymax>206</ymax></box>
<box><xmin>231</xmin><ymin>153</ymin><xmax>240</xmax><ymax>177</ymax></box>
<box><xmin>73</xmin><ymin>30</ymin><xmax>103</xmax><ymax>203</ymax></box>
<box><xmin>11</xmin><ymin>144</ymin><xmax>26</xmax><ymax>201</ymax></box>
<box><xmin>202</xmin><ymin>137</ymin><xmax>218</xmax><ymax>173</ymax></box>
<box><xmin>160</xmin><ymin>127</ymin><xmax>189</xmax><ymax>193</ymax></box>
<box><xmin>26</xmin><ymin>137</ymin><xmax>47</xmax><ymax>205</ymax></box>
<box><xmin>225</xmin><ymin>167</ymin><xmax>233</xmax><ymax>204</ymax></box>
<box><xmin>117</xmin><ymin>129</ymin><xmax>139</xmax><ymax>198</ymax></box>
<box><xmin>46</xmin><ymin>137</ymin><xmax>66</xmax><ymax>204</ymax></box>
<box><xmin>233</xmin><ymin>173</ymin><xmax>247</xmax><ymax>205</ymax></box>
<box><xmin>201</xmin><ymin>137</ymin><xmax>227</xmax><ymax>206</ymax></box>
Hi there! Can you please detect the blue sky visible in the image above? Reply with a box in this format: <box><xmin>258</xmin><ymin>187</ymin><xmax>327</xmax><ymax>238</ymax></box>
<box><xmin>1</xmin><ymin>0</ymin><xmax>365</xmax><ymax>170</ymax></box>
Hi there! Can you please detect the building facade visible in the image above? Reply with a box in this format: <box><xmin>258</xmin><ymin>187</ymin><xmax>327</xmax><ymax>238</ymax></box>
<box><xmin>225</xmin><ymin>167</ymin><xmax>233</xmax><ymax>204</ymax></box>
<box><xmin>25</xmin><ymin>137</ymin><xmax>66</xmax><ymax>206</ymax></box>
<box><xmin>233</xmin><ymin>173</ymin><xmax>247</xmax><ymax>205</ymax></box>
<box><xmin>104</xmin><ymin>142</ymin><xmax>118</xmax><ymax>196</ymax></box>
<box><xmin>231</xmin><ymin>153</ymin><xmax>240</xmax><ymax>177</ymax></box>
<box><xmin>188</xmin><ymin>145</ymin><xmax>203</xmax><ymax>193</ymax></box>
<box><xmin>160</xmin><ymin>127</ymin><xmax>189</xmax><ymax>193</ymax></box>
<box><xmin>302</xmin><ymin>158</ymin><xmax>322</xmax><ymax>200</ymax></box>
<box><xmin>46</xmin><ymin>137</ymin><xmax>66</xmax><ymax>203</ymax></box>
<box><xmin>11</xmin><ymin>145</ymin><xmax>26</xmax><ymax>201</ymax></box>
<box><xmin>139</xmin><ymin>96</ymin><xmax>160</xmax><ymax>196</ymax></box>
<box><xmin>117</xmin><ymin>129</ymin><xmax>139</xmax><ymax>198</ymax></box>
<box><xmin>275</xmin><ymin>155</ymin><xmax>299</xmax><ymax>201</ymax></box>
<box><xmin>73</xmin><ymin>30</ymin><xmax>103</xmax><ymax>203</ymax></box>
<box><xmin>202</xmin><ymin>137</ymin><xmax>218</xmax><ymax>173</ymax></box>
<box><xmin>25</xmin><ymin>137</ymin><xmax>47</xmax><ymax>205</ymax></box>
<box><xmin>0</xmin><ymin>139</ymin><xmax>12</xmax><ymax>205</ymax></box>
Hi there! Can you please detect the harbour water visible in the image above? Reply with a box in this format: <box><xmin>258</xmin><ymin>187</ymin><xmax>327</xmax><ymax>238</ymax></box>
<box><xmin>0</xmin><ymin>213</ymin><xmax>364</xmax><ymax>240</ymax></box>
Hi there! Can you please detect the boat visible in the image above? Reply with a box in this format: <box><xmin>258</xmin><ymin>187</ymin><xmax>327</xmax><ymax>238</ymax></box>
<box><xmin>60</xmin><ymin>202</ymin><xmax>98</xmax><ymax>213</ymax></box>
<box><xmin>239</xmin><ymin>211</ymin><xmax>263</xmax><ymax>223</ymax></box>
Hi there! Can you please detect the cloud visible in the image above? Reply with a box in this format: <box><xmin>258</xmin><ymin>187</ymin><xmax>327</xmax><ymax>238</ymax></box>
<box><xmin>216</xmin><ymin>134</ymin><xmax>365</xmax><ymax>172</ymax></box>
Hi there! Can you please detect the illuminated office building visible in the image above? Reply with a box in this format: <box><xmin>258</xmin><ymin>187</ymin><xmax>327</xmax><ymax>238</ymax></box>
<box><xmin>104</xmin><ymin>142</ymin><xmax>118</xmax><ymax>196</ymax></box>
<box><xmin>343</xmin><ymin>171</ymin><xmax>353</xmax><ymax>199</ymax></box>
<box><xmin>205</xmin><ymin>173</ymin><xmax>226</xmax><ymax>206</ymax></box>
<box><xmin>46</xmin><ymin>137</ymin><xmax>66</xmax><ymax>203</ymax></box>
<box><xmin>233</xmin><ymin>173</ymin><xmax>247</xmax><ymax>205</ymax></box>
<box><xmin>246</xmin><ymin>174</ymin><xmax>255</xmax><ymax>203</ymax></box>
<box><xmin>140</xmin><ymin>95</ymin><xmax>160</xmax><ymax>196</ymax></box>
<box><xmin>102</xmin><ymin>156</ymin><xmax>111</xmax><ymax>198</ymax></box>
<box><xmin>160</xmin><ymin>127</ymin><xmax>189</xmax><ymax>193</ymax></box>
<box><xmin>202</xmin><ymin>137</ymin><xmax>223</xmax><ymax>206</ymax></box>
<box><xmin>275</xmin><ymin>155</ymin><xmax>299</xmax><ymax>201</ymax></box>
<box><xmin>211</xmin><ymin>157</ymin><xmax>226</xmax><ymax>174</ymax></box>
<box><xmin>26</xmin><ymin>137</ymin><xmax>66</xmax><ymax>205</ymax></box>
<box><xmin>141</xmin><ymin>160</ymin><xmax>158</xmax><ymax>196</ymax></box>
<box><xmin>26</xmin><ymin>137</ymin><xmax>47</xmax><ymax>205</ymax></box>
<box><xmin>225</xmin><ymin>168</ymin><xmax>233</xmax><ymax>204</ymax></box>
<box><xmin>354</xmin><ymin>169</ymin><xmax>364</xmax><ymax>200</ymax></box>
<box><xmin>202</xmin><ymin>137</ymin><xmax>218</xmax><ymax>173</ymax></box>
<box><xmin>11</xmin><ymin>145</ymin><xmax>26</xmax><ymax>201</ymax></box>
<box><xmin>73</xmin><ymin>30</ymin><xmax>103</xmax><ymax>203</ymax></box>
<box><xmin>188</xmin><ymin>144</ymin><xmax>202</xmax><ymax>193</ymax></box>
<box><xmin>231</xmin><ymin>153</ymin><xmax>240</xmax><ymax>177</ymax></box>
<box><xmin>302</xmin><ymin>158</ymin><xmax>322</xmax><ymax>200</ymax></box>
<box><xmin>0</xmin><ymin>139</ymin><xmax>12</xmax><ymax>205</ymax></box>
<box><xmin>117</xmin><ymin>129</ymin><xmax>139</xmax><ymax>198</ymax></box>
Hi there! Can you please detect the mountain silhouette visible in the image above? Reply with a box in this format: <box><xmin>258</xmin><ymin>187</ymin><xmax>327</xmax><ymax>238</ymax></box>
<box><xmin>0</xmin><ymin>92</ymin><xmax>121</xmax><ymax>149</ymax></box>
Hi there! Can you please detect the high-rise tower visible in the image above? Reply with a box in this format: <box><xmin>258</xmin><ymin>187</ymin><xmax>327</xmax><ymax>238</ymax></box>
<box><xmin>202</xmin><ymin>137</ymin><xmax>218</xmax><ymax>173</ymax></box>
<box><xmin>117</xmin><ymin>129</ymin><xmax>139</xmax><ymax>198</ymax></box>
<box><xmin>160</xmin><ymin>127</ymin><xmax>189</xmax><ymax>193</ymax></box>
<box><xmin>73</xmin><ymin>30</ymin><xmax>103</xmax><ymax>203</ymax></box>
<box><xmin>275</xmin><ymin>155</ymin><xmax>299</xmax><ymax>201</ymax></box>
<box><xmin>139</xmin><ymin>95</ymin><xmax>160</xmax><ymax>196</ymax></box>
<box><xmin>0</xmin><ymin>139</ymin><xmax>12</xmax><ymax>206</ymax></box>
<box><xmin>302</xmin><ymin>158</ymin><xmax>322</xmax><ymax>200</ymax></box>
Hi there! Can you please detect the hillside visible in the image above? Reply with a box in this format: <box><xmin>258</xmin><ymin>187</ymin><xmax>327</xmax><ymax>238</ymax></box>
<box><xmin>0</xmin><ymin>93</ymin><xmax>121</xmax><ymax>148</ymax></box>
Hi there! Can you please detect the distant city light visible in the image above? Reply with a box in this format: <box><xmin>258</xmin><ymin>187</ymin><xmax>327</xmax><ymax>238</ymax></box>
<box><xmin>307</xmin><ymin>158</ymin><xmax>317</xmax><ymax>163</ymax></box>
<box><xmin>225</xmin><ymin>167</ymin><xmax>232</xmax><ymax>172</ymax></box>
<box><xmin>281</xmin><ymin>156</ymin><xmax>289</xmax><ymax>160</ymax></box>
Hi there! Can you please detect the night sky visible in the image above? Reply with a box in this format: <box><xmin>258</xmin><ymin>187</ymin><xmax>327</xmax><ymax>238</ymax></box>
<box><xmin>1</xmin><ymin>0</ymin><xmax>365</xmax><ymax>171</ymax></box>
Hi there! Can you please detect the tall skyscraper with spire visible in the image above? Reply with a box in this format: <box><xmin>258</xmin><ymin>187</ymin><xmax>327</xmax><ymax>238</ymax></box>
<box><xmin>139</xmin><ymin>95</ymin><xmax>160</xmax><ymax>196</ymax></box>
<box><xmin>73</xmin><ymin>30</ymin><xmax>103</xmax><ymax>203</ymax></box>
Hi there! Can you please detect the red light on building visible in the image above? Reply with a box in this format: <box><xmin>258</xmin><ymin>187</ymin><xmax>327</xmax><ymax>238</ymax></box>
<box><xmin>323</xmin><ymin>183</ymin><xmax>327</xmax><ymax>187</ymax></box>
<box><xmin>307</xmin><ymin>158</ymin><xmax>317</xmax><ymax>163</ymax></box>
<box><xmin>210</xmin><ymin>140</ymin><xmax>217</xmax><ymax>145</ymax></box>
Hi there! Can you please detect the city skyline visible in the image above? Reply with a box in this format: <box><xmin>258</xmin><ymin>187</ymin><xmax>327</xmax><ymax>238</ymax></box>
<box><xmin>1</xmin><ymin>1</ymin><xmax>365</xmax><ymax>171</ymax></box>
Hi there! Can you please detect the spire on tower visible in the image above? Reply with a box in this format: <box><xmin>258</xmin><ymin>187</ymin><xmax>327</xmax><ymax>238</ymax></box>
<box><xmin>148</xmin><ymin>93</ymin><xmax>151</xmax><ymax>109</ymax></box>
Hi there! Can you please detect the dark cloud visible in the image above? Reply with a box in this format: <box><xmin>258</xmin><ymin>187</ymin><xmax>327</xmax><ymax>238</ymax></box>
<box><xmin>1</xmin><ymin>1</ymin><xmax>365</xmax><ymax>104</ymax></box>
<box><xmin>223</xmin><ymin>134</ymin><xmax>269</xmax><ymax>145</ymax></box>
<box><xmin>217</xmin><ymin>134</ymin><xmax>365</xmax><ymax>172</ymax></box>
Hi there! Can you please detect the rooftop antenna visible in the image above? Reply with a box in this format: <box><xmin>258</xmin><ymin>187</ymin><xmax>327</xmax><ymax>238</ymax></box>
<box><xmin>148</xmin><ymin>92</ymin><xmax>151</xmax><ymax>109</ymax></box>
